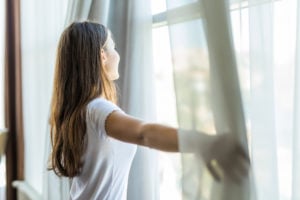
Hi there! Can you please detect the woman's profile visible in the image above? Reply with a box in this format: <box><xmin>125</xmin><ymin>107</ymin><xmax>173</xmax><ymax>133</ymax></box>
<box><xmin>49</xmin><ymin>21</ymin><xmax>250</xmax><ymax>200</ymax></box>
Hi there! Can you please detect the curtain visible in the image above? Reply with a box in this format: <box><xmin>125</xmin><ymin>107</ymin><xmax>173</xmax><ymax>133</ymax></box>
<box><xmin>233</xmin><ymin>0</ymin><xmax>298</xmax><ymax>199</ymax></box>
<box><xmin>17</xmin><ymin>0</ymin><xmax>69</xmax><ymax>199</ymax></box>
<box><xmin>166</xmin><ymin>0</ymin><xmax>300</xmax><ymax>199</ymax></box>
<box><xmin>167</xmin><ymin>0</ymin><xmax>253</xmax><ymax>199</ymax></box>
<box><xmin>4</xmin><ymin>0</ymin><xmax>24</xmax><ymax>199</ymax></box>
<box><xmin>107</xmin><ymin>1</ymin><xmax>158</xmax><ymax>199</ymax></box>
<box><xmin>51</xmin><ymin>0</ymin><xmax>157</xmax><ymax>199</ymax></box>
<box><xmin>293</xmin><ymin>1</ymin><xmax>300</xmax><ymax>199</ymax></box>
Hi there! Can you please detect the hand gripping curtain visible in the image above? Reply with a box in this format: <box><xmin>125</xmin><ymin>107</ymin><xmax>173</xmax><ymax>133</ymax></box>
<box><xmin>171</xmin><ymin>0</ymin><xmax>255</xmax><ymax>200</ymax></box>
<box><xmin>200</xmin><ymin>1</ymin><xmax>255</xmax><ymax>199</ymax></box>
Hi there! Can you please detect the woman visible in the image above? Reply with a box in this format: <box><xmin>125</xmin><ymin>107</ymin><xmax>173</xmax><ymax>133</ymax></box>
<box><xmin>49</xmin><ymin>21</ymin><xmax>249</xmax><ymax>200</ymax></box>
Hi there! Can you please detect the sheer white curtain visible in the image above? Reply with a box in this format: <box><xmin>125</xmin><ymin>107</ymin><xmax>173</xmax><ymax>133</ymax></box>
<box><xmin>65</xmin><ymin>0</ymin><xmax>110</xmax><ymax>26</ymax></box>
<box><xmin>166</xmin><ymin>0</ymin><xmax>253</xmax><ymax>199</ymax></box>
<box><xmin>165</xmin><ymin>0</ymin><xmax>300</xmax><ymax>199</ymax></box>
<box><xmin>232</xmin><ymin>0</ymin><xmax>299</xmax><ymax>199</ymax></box>
<box><xmin>293</xmin><ymin>1</ymin><xmax>300</xmax><ymax>199</ymax></box>
<box><xmin>200</xmin><ymin>0</ymin><xmax>254</xmax><ymax>199</ymax></box>
<box><xmin>106</xmin><ymin>1</ymin><xmax>158</xmax><ymax>199</ymax></box>
<box><xmin>19</xmin><ymin>0</ymin><xmax>69</xmax><ymax>198</ymax></box>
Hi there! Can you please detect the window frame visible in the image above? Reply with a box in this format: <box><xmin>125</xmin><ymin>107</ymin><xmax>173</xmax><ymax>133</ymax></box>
<box><xmin>152</xmin><ymin>0</ymin><xmax>278</xmax><ymax>28</ymax></box>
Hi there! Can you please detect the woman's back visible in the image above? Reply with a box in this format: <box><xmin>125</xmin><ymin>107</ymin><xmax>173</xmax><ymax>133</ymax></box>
<box><xmin>70</xmin><ymin>98</ymin><xmax>137</xmax><ymax>200</ymax></box>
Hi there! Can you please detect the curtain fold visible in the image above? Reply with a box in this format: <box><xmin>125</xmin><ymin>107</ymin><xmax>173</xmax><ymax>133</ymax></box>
<box><xmin>247</xmin><ymin>1</ymin><xmax>278</xmax><ymax>199</ymax></box>
<box><xmin>65</xmin><ymin>0</ymin><xmax>110</xmax><ymax>26</ymax></box>
<box><xmin>235</xmin><ymin>0</ymin><xmax>297</xmax><ymax>199</ymax></box>
<box><xmin>64</xmin><ymin>0</ymin><xmax>92</xmax><ymax>24</ymax></box>
<box><xmin>4</xmin><ymin>0</ymin><xmax>24</xmax><ymax>199</ymax></box>
<box><xmin>200</xmin><ymin>0</ymin><xmax>254</xmax><ymax>199</ymax></box>
<box><xmin>107</xmin><ymin>1</ymin><xmax>158</xmax><ymax>199</ymax></box>
<box><xmin>292</xmin><ymin>1</ymin><xmax>300</xmax><ymax>199</ymax></box>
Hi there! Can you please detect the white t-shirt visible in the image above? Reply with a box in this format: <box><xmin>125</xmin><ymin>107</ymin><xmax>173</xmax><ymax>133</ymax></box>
<box><xmin>70</xmin><ymin>98</ymin><xmax>137</xmax><ymax>200</ymax></box>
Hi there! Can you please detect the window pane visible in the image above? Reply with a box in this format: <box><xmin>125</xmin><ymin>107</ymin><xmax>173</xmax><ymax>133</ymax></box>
<box><xmin>169</xmin><ymin>19</ymin><xmax>215</xmax><ymax>133</ymax></box>
<box><xmin>152</xmin><ymin>26</ymin><xmax>182</xmax><ymax>200</ymax></box>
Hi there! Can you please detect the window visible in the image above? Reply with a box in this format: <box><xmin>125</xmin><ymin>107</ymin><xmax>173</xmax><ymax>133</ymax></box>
<box><xmin>152</xmin><ymin>26</ymin><xmax>182</xmax><ymax>200</ymax></box>
<box><xmin>151</xmin><ymin>1</ymin><xmax>215</xmax><ymax>199</ymax></box>
<box><xmin>152</xmin><ymin>0</ymin><xmax>293</xmax><ymax>200</ymax></box>
<box><xmin>151</xmin><ymin>1</ymin><xmax>182</xmax><ymax>200</ymax></box>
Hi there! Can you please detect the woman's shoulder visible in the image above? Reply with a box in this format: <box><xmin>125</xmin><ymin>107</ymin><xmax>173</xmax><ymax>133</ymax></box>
<box><xmin>86</xmin><ymin>97</ymin><xmax>123</xmax><ymax>133</ymax></box>
<box><xmin>87</xmin><ymin>97</ymin><xmax>123</xmax><ymax>115</ymax></box>
<box><xmin>88</xmin><ymin>97</ymin><xmax>115</xmax><ymax>108</ymax></box>
<box><xmin>88</xmin><ymin>97</ymin><xmax>106</xmax><ymax>104</ymax></box>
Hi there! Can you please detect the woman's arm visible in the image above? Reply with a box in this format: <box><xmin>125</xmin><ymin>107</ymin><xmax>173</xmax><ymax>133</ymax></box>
<box><xmin>105</xmin><ymin>110</ymin><xmax>250</xmax><ymax>182</ymax></box>
<box><xmin>105</xmin><ymin>111</ymin><xmax>178</xmax><ymax>152</ymax></box>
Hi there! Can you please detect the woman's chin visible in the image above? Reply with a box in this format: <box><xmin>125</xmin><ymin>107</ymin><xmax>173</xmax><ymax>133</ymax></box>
<box><xmin>111</xmin><ymin>74</ymin><xmax>119</xmax><ymax>81</ymax></box>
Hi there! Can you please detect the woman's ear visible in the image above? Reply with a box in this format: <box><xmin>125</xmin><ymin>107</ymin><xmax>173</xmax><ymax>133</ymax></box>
<box><xmin>101</xmin><ymin>49</ymin><xmax>107</xmax><ymax>65</ymax></box>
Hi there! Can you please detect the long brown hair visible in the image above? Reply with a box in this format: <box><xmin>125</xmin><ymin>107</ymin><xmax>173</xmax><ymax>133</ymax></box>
<box><xmin>49</xmin><ymin>21</ymin><xmax>117</xmax><ymax>177</ymax></box>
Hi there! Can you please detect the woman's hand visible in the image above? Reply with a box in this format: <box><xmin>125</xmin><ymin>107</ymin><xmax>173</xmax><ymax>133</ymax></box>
<box><xmin>199</xmin><ymin>133</ymin><xmax>250</xmax><ymax>183</ymax></box>
<box><xmin>178</xmin><ymin>130</ymin><xmax>250</xmax><ymax>183</ymax></box>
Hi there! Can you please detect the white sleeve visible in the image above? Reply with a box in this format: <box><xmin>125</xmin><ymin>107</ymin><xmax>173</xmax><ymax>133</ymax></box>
<box><xmin>87</xmin><ymin>98</ymin><xmax>123</xmax><ymax>137</ymax></box>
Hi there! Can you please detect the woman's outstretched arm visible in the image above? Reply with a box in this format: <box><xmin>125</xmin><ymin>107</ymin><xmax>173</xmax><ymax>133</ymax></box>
<box><xmin>105</xmin><ymin>111</ymin><xmax>178</xmax><ymax>152</ymax></box>
<box><xmin>105</xmin><ymin>110</ymin><xmax>250</xmax><ymax>182</ymax></box>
